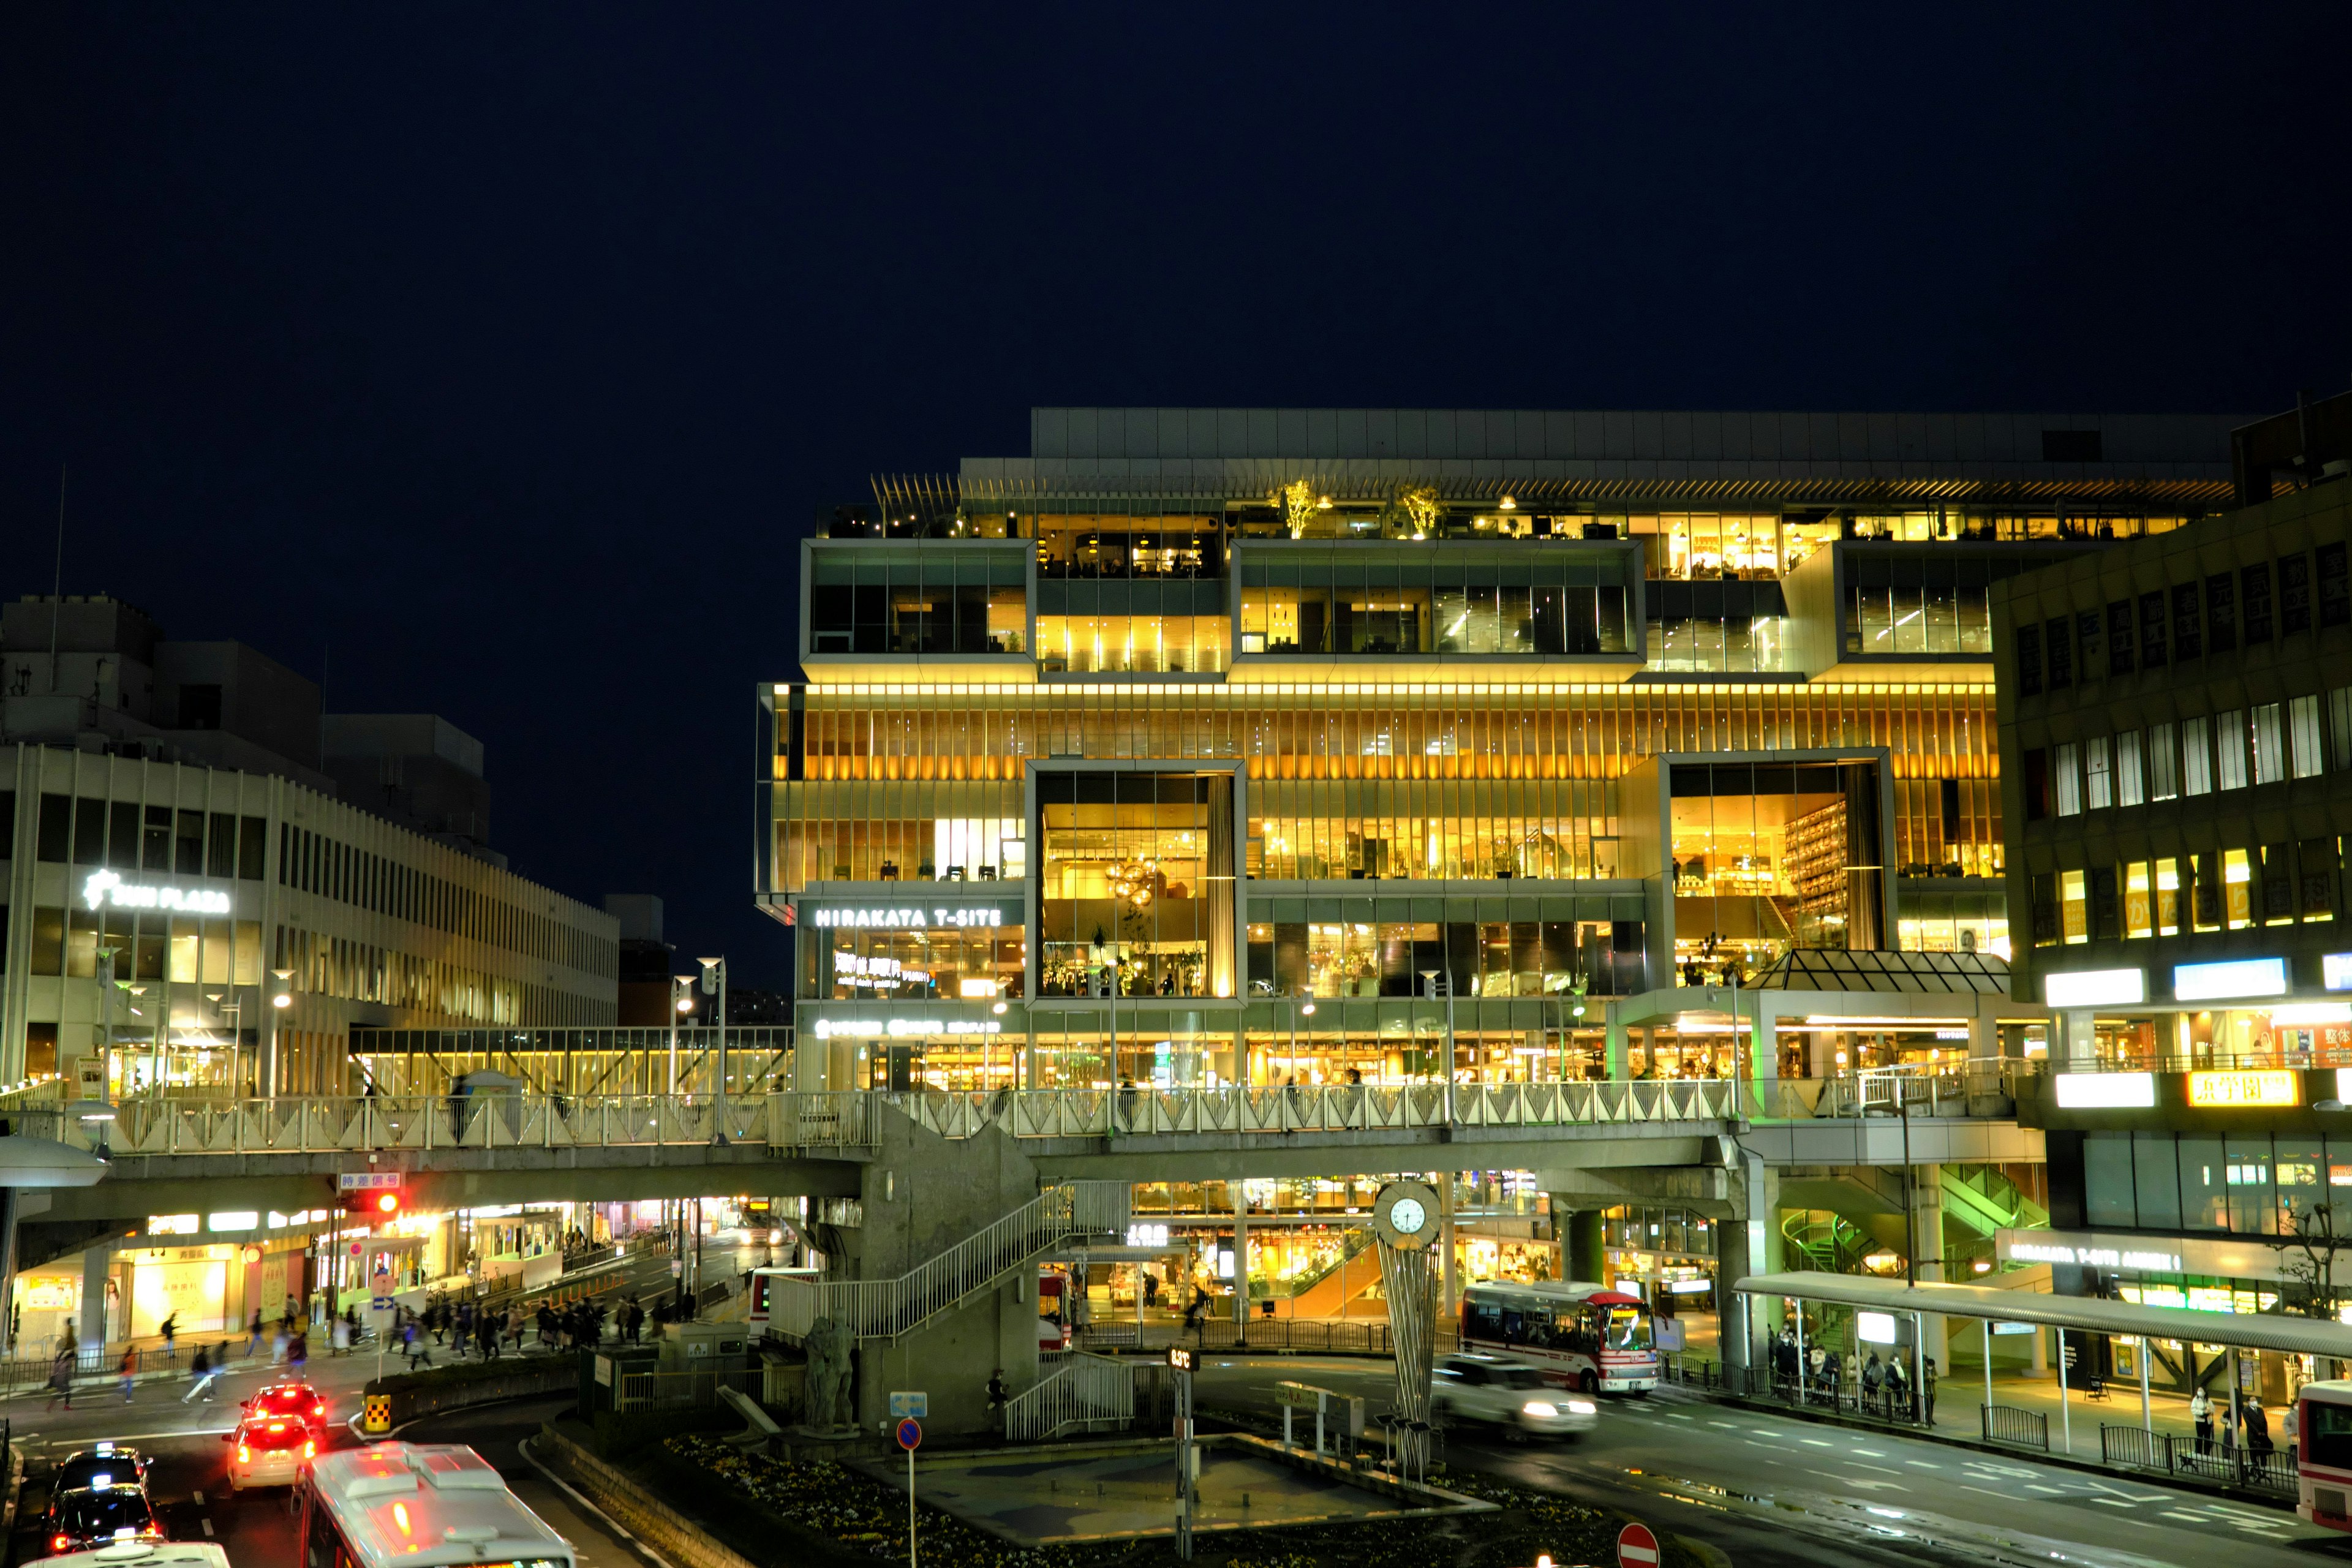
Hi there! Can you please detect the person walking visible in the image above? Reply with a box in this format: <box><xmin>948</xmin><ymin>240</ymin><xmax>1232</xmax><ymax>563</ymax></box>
<box><xmin>159</xmin><ymin>1314</ymin><xmax>176</xmax><ymax>1360</ymax></box>
<box><xmin>331</xmin><ymin>1313</ymin><xmax>350</xmax><ymax>1357</ymax></box>
<box><xmin>119</xmin><ymin>1346</ymin><xmax>138</xmax><ymax>1403</ymax></box>
<box><xmin>45</xmin><ymin>1344</ymin><xmax>75</xmax><ymax>1412</ymax></box>
<box><xmin>245</xmin><ymin>1308</ymin><xmax>265</xmax><ymax>1359</ymax></box>
<box><xmin>183</xmin><ymin>1345</ymin><xmax>219</xmax><ymax>1403</ymax></box>
<box><xmin>2190</xmin><ymin>1385</ymin><xmax>2214</xmax><ymax>1455</ymax></box>
<box><xmin>986</xmin><ymin>1368</ymin><xmax>1010</xmax><ymax>1433</ymax></box>
<box><xmin>288</xmin><ymin>1327</ymin><xmax>309</xmax><ymax>1376</ymax></box>
<box><xmin>273</xmin><ymin>1318</ymin><xmax>289</xmax><ymax>1365</ymax></box>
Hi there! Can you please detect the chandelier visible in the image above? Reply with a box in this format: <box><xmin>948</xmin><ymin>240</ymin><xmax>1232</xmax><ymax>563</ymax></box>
<box><xmin>1106</xmin><ymin>858</ymin><xmax>1156</xmax><ymax>908</ymax></box>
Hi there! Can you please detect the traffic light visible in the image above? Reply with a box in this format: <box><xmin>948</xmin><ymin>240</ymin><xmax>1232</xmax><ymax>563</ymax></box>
<box><xmin>344</xmin><ymin>1190</ymin><xmax>402</xmax><ymax>1220</ymax></box>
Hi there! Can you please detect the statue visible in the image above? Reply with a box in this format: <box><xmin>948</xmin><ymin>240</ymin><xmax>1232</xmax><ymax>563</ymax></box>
<box><xmin>802</xmin><ymin>1315</ymin><xmax>854</xmax><ymax>1432</ymax></box>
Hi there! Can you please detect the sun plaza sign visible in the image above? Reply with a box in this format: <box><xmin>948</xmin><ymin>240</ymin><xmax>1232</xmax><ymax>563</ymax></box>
<box><xmin>81</xmin><ymin>868</ymin><xmax>233</xmax><ymax>915</ymax></box>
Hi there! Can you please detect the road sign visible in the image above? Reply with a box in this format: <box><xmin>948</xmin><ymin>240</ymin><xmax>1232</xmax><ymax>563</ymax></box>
<box><xmin>1167</xmin><ymin>1346</ymin><xmax>1193</xmax><ymax>1371</ymax></box>
<box><xmin>1617</xmin><ymin>1520</ymin><xmax>1660</xmax><ymax>1567</ymax></box>
<box><xmin>370</xmin><ymin>1297</ymin><xmax>396</xmax><ymax>1311</ymax></box>
<box><xmin>889</xmin><ymin>1391</ymin><xmax>928</xmax><ymax>1420</ymax></box>
<box><xmin>895</xmin><ymin>1417</ymin><xmax>922</xmax><ymax>1451</ymax></box>
<box><xmin>339</xmin><ymin>1172</ymin><xmax>402</xmax><ymax>1190</ymax></box>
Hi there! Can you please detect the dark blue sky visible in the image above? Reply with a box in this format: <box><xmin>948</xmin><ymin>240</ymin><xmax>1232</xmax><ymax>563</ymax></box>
<box><xmin>4</xmin><ymin>6</ymin><xmax>2347</xmax><ymax>986</ymax></box>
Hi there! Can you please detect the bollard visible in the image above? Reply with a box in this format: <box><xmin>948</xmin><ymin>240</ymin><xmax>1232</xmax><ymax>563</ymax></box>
<box><xmin>363</xmin><ymin>1393</ymin><xmax>393</xmax><ymax>1436</ymax></box>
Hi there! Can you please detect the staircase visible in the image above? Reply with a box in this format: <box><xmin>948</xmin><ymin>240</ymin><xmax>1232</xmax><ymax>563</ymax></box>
<box><xmin>766</xmin><ymin>1180</ymin><xmax>1129</xmax><ymax>1344</ymax></box>
<box><xmin>1782</xmin><ymin>1210</ymin><xmax>1887</xmax><ymax>1275</ymax></box>
<box><xmin>1005</xmin><ymin>1351</ymin><xmax>1135</xmax><ymax>1441</ymax></box>
<box><xmin>1941</xmin><ymin>1164</ymin><xmax>2049</xmax><ymax>1238</ymax></box>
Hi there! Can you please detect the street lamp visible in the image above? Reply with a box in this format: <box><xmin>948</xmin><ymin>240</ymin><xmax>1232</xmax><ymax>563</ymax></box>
<box><xmin>698</xmin><ymin>957</ymin><xmax>728</xmax><ymax>1143</ymax></box>
<box><xmin>96</xmin><ymin>946</ymin><xmax>123</xmax><ymax>1104</ymax></box>
<box><xmin>207</xmin><ymin>991</ymin><xmax>246</xmax><ymax>1096</ymax></box>
<box><xmin>266</xmin><ymin>968</ymin><xmax>294</xmax><ymax>1099</ymax></box>
<box><xmin>668</xmin><ymin>974</ymin><xmax>696</xmax><ymax>1097</ymax></box>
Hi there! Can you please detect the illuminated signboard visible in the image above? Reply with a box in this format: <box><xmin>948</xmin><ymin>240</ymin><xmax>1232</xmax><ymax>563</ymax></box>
<box><xmin>2052</xmin><ymin>1072</ymin><xmax>2155</xmax><ymax>1109</ymax></box>
<box><xmin>2185</xmin><ymin>1070</ymin><xmax>2300</xmax><ymax>1109</ymax></box>
<box><xmin>2173</xmin><ymin>957</ymin><xmax>2288</xmax><ymax>1002</ymax></box>
<box><xmin>2326</xmin><ymin>953</ymin><xmax>2352</xmax><ymax>992</ymax></box>
<box><xmin>83</xmin><ymin>869</ymin><xmax>230</xmax><ymax>915</ymax></box>
<box><xmin>812</xmin><ymin>1017</ymin><xmax>1004</xmax><ymax>1040</ymax></box>
<box><xmin>2043</xmin><ymin>968</ymin><xmax>2146</xmax><ymax>1008</ymax></box>
<box><xmin>812</xmin><ymin>907</ymin><xmax>1005</xmax><ymax>929</ymax></box>
<box><xmin>1855</xmin><ymin>1311</ymin><xmax>1898</xmax><ymax>1344</ymax></box>
<box><xmin>2006</xmin><ymin>1240</ymin><xmax>2185</xmax><ymax>1271</ymax></box>
<box><xmin>831</xmin><ymin>951</ymin><xmax>931</xmax><ymax>992</ymax></box>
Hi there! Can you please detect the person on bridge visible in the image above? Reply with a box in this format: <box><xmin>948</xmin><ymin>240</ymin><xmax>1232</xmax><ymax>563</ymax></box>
<box><xmin>2190</xmin><ymin>1385</ymin><xmax>2214</xmax><ymax>1453</ymax></box>
<box><xmin>45</xmin><ymin>1344</ymin><xmax>74</xmax><ymax>1411</ymax></box>
<box><xmin>183</xmin><ymin>1345</ymin><xmax>219</xmax><ymax>1403</ymax></box>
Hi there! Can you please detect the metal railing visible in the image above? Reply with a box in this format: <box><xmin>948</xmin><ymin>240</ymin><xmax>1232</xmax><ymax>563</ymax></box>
<box><xmin>891</xmin><ymin>1079</ymin><xmax>1738</xmax><ymax>1140</ymax></box>
<box><xmin>613</xmin><ymin>1366</ymin><xmax>761</xmax><ymax>1413</ymax></box>
<box><xmin>1758</xmin><ymin>1063</ymin><xmax>2029</xmax><ymax>1121</ymax></box>
<box><xmin>1004</xmin><ymin>1351</ymin><xmax>1134</xmax><ymax>1442</ymax></box>
<box><xmin>766</xmin><ymin>1180</ymin><xmax>1129</xmax><ymax>1344</ymax></box>
<box><xmin>1983</xmin><ymin>1402</ymin><xmax>2051</xmax><ymax>1451</ymax></box>
<box><xmin>2102</xmin><ymin>1423</ymin><xmax>2296</xmax><ymax>1494</ymax></box>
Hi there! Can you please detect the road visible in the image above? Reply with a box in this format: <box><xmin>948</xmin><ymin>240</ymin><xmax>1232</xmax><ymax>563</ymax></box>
<box><xmin>9</xmin><ymin>1242</ymin><xmax>753</xmax><ymax>1568</ymax></box>
<box><xmin>1193</xmin><ymin>1354</ymin><xmax>2352</xmax><ymax>1568</ymax></box>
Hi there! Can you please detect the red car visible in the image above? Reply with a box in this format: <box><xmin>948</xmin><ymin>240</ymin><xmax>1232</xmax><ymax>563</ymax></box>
<box><xmin>241</xmin><ymin>1381</ymin><xmax>331</xmax><ymax>1434</ymax></box>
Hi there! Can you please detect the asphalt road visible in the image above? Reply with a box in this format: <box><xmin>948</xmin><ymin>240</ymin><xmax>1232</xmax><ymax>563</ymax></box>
<box><xmin>8</xmin><ymin>1242</ymin><xmax>751</xmax><ymax>1568</ymax></box>
<box><xmin>1193</xmin><ymin>1354</ymin><xmax>2352</xmax><ymax>1568</ymax></box>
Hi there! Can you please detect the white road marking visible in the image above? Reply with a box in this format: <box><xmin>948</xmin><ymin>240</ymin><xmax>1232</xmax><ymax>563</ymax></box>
<box><xmin>1707</xmin><ymin>1421</ymin><xmax>1738</xmax><ymax>1429</ymax></box>
<box><xmin>201</xmin><ymin>1521</ymin><xmax>215</xmax><ymax>1537</ymax></box>
<box><xmin>192</xmin><ymin>1491</ymin><xmax>205</xmax><ymax>1505</ymax></box>
<box><xmin>2024</xmin><ymin>1484</ymin><xmax>2065</xmax><ymax>1494</ymax></box>
<box><xmin>1798</xmin><ymin>1438</ymin><xmax>1834</xmax><ymax>1448</ymax></box>
<box><xmin>1849</xmin><ymin>1448</ymin><xmax>1885</xmax><ymax>1457</ymax></box>
<box><xmin>1904</xmin><ymin>1460</ymin><xmax>1940</xmax><ymax>1469</ymax></box>
<box><xmin>1847</xmin><ymin>1463</ymin><xmax>1904</xmax><ymax>1475</ymax></box>
<box><xmin>1665</xmin><ymin>1412</ymin><xmax>1692</xmax><ymax>1420</ymax></box>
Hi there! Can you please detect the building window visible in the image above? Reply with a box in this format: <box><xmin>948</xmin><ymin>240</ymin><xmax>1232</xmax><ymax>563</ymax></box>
<box><xmin>2154</xmin><ymin>857</ymin><xmax>2181</xmax><ymax>936</ymax></box>
<box><xmin>2242</xmin><ymin>564</ymin><xmax>2272</xmax><ymax>643</ymax></box>
<box><xmin>2215</xmin><ymin>709</ymin><xmax>2249</xmax><ymax>790</ymax></box>
<box><xmin>2173</xmin><ymin>582</ymin><xmax>2202</xmax><ymax>661</ymax></box>
<box><xmin>2045</xmin><ymin>617</ymin><xmax>2073</xmax><ymax>689</ymax></box>
<box><xmin>2302</xmin><ymin>837</ymin><xmax>2339</xmax><ymax>922</ymax></box>
<box><xmin>2291</xmin><ymin>694</ymin><xmax>2326</xmax><ymax>779</ymax></box>
<box><xmin>2252</xmin><ymin>702</ymin><xmax>2287</xmax><ymax>785</ymax></box>
<box><xmin>2181</xmin><ymin>717</ymin><xmax>2213</xmax><ymax>796</ymax></box>
<box><xmin>2207</xmin><ymin>573</ymin><xmax>2236</xmax><ymax>652</ymax></box>
<box><xmin>2224</xmin><ymin>848</ymin><xmax>2253</xmax><ymax>929</ymax></box>
<box><xmin>2106</xmin><ymin>598</ymin><xmax>2135</xmax><ymax>676</ymax></box>
<box><xmin>2030</xmin><ymin>874</ymin><xmax>2057</xmax><ymax>947</ymax></box>
<box><xmin>2124</xmin><ymin>862</ymin><xmax>2153</xmax><ymax>937</ymax></box>
<box><xmin>2015</xmin><ymin>625</ymin><xmax>2041</xmax><ymax>697</ymax></box>
<box><xmin>2140</xmin><ymin>590</ymin><xmax>2167</xmax><ymax>667</ymax></box>
<box><xmin>2022</xmin><ymin>748</ymin><xmax>2050</xmax><ymax>821</ymax></box>
<box><xmin>2263</xmin><ymin>843</ymin><xmax>2297</xmax><ymax>925</ymax></box>
<box><xmin>2283</xmin><ymin>553</ymin><xmax>2312</xmax><ymax>633</ymax></box>
<box><xmin>2054</xmin><ymin>743</ymin><xmax>2082</xmax><ymax>816</ymax></box>
<box><xmin>2116</xmin><ymin>731</ymin><xmax>2145</xmax><ymax>805</ymax></box>
<box><xmin>2076</xmin><ymin>608</ymin><xmax>2103</xmax><ymax>676</ymax></box>
<box><xmin>2193</xmin><ymin>852</ymin><xmax>2223</xmax><ymax>931</ymax></box>
<box><xmin>2324</xmin><ymin>542</ymin><xmax>2350</xmax><ymax>628</ymax></box>
<box><xmin>2147</xmin><ymin>722</ymin><xmax>2179</xmax><ymax>800</ymax></box>
<box><xmin>2060</xmin><ymin>869</ymin><xmax>2089</xmax><ymax>943</ymax></box>
<box><xmin>2085</xmin><ymin>737</ymin><xmax>2113</xmax><ymax>810</ymax></box>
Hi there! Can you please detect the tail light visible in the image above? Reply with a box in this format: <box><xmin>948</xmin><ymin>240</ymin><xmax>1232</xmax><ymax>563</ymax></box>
<box><xmin>238</xmin><ymin>1445</ymin><xmax>251</xmax><ymax>1463</ymax></box>
<box><xmin>54</xmin><ymin>1536</ymin><xmax>71</xmax><ymax>1552</ymax></box>
<box><xmin>305</xmin><ymin>1440</ymin><xmax>317</xmax><ymax>1458</ymax></box>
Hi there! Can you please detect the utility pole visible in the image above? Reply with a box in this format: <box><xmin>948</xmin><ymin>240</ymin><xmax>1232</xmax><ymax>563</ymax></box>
<box><xmin>699</xmin><ymin>957</ymin><xmax>728</xmax><ymax>1140</ymax></box>
<box><xmin>1169</xmin><ymin>1346</ymin><xmax>1196</xmax><ymax>1559</ymax></box>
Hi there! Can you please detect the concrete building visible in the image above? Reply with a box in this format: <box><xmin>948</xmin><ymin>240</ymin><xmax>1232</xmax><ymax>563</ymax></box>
<box><xmin>0</xmin><ymin>595</ymin><xmax>619</xmax><ymax>1095</ymax></box>
<box><xmin>756</xmin><ymin>406</ymin><xmax>2246</xmax><ymax>1323</ymax></box>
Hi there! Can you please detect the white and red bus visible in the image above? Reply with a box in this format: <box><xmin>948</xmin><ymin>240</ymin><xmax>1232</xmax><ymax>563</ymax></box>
<box><xmin>301</xmin><ymin>1443</ymin><xmax>573</xmax><ymax>1568</ymax></box>
<box><xmin>2298</xmin><ymin>1379</ymin><xmax>2352</xmax><ymax>1530</ymax></box>
<box><xmin>1460</xmin><ymin>1281</ymin><xmax>1659</xmax><ymax>1395</ymax></box>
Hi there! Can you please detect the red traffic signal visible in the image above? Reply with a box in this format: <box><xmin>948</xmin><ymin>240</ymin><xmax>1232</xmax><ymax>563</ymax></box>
<box><xmin>344</xmin><ymin>1191</ymin><xmax>402</xmax><ymax>1219</ymax></box>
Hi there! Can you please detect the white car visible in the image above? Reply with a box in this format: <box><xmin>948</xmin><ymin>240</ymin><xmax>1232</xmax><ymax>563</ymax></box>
<box><xmin>224</xmin><ymin>1415</ymin><xmax>315</xmax><ymax>1491</ymax></box>
<box><xmin>1431</xmin><ymin>1352</ymin><xmax>1597</xmax><ymax>1440</ymax></box>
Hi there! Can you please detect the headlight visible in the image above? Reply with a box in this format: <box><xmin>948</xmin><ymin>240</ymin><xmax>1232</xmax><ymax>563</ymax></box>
<box><xmin>1567</xmin><ymin>1399</ymin><xmax>1598</xmax><ymax>1414</ymax></box>
<box><xmin>1521</xmin><ymin>1400</ymin><xmax>1559</xmax><ymax>1417</ymax></box>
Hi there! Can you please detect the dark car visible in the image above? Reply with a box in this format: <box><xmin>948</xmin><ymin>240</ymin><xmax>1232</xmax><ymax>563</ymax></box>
<box><xmin>50</xmin><ymin>1446</ymin><xmax>149</xmax><ymax>1498</ymax></box>
<box><xmin>42</xmin><ymin>1485</ymin><xmax>163</xmax><ymax>1556</ymax></box>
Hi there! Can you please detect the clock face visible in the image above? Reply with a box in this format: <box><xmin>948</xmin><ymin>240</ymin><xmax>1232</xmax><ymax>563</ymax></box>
<box><xmin>1389</xmin><ymin>1197</ymin><xmax>1427</xmax><ymax>1236</ymax></box>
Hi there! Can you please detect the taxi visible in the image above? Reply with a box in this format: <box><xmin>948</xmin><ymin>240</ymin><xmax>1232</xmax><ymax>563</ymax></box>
<box><xmin>223</xmin><ymin>1414</ymin><xmax>316</xmax><ymax>1491</ymax></box>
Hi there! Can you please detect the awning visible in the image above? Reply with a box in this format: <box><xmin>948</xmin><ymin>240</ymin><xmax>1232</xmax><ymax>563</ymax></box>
<box><xmin>1733</xmin><ymin>1271</ymin><xmax>2352</xmax><ymax>1360</ymax></box>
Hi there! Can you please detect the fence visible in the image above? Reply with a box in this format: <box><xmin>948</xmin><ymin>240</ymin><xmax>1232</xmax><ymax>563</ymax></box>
<box><xmin>1983</xmin><ymin>1403</ymin><xmax>2051</xmax><ymax>1452</ymax></box>
<box><xmin>2101</xmin><ymin>1424</ymin><xmax>2297</xmax><ymax>1495</ymax></box>
<box><xmin>613</xmin><ymin>1367</ymin><xmax>762</xmax><ymax>1414</ymax></box>
<box><xmin>1005</xmin><ymin>1352</ymin><xmax>1134</xmax><ymax>1442</ymax></box>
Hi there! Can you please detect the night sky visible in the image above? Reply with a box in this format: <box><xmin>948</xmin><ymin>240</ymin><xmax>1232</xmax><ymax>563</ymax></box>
<box><xmin>3</xmin><ymin>7</ymin><xmax>2347</xmax><ymax>987</ymax></box>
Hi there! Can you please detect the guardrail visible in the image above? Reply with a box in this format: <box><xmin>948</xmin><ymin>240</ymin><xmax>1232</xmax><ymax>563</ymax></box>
<box><xmin>1983</xmin><ymin>1402</ymin><xmax>2050</xmax><ymax>1451</ymax></box>
<box><xmin>2101</xmin><ymin>1423</ymin><xmax>2296</xmax><ymax>1494</ymax></box>
<box><xmin>614</xmin><ymin>1366</ymin><xmax>761</xmax><ymax>1414</ymax></box>
<box><xmin>1005</xmin><ymin>1351</ymin><xmax>1134</xmax><ymax>1441</ymax></box>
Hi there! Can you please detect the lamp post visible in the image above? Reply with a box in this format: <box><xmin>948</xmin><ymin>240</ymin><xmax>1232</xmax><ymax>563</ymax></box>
<box><xmin>96</xmin><ymin>946</ymin><xmax>122</xmax><ymax>1104</ymax></box>
<box><xmin>1286</xmin><ymin>991</ymin><xmax>1316</xmax><ymax>1085</ymax></box>
<box><xmin>206</xmin><ymin>992</ymin><xmax>245</xmax><ymax>1096</ymax></box>
<box><xmin>698</xmin><ymin>957</ymin><xmax>728</xmax><ymax>1143</ymax></box>
<box><xmin>266</xmin><ymin>968</ymin><xmax>294</xmax><ymax>1099</ymax></box>
<box><xmin>668</xmin><ymin>974</ymin><xmax>696</xmax><ymax>1097</ymax></box>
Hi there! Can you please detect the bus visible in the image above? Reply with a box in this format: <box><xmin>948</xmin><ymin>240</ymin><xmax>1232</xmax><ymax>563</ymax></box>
<box><xmin>301</xmin><ymin>1444</ymin><xmax>574</xmax><ymax>1568</ymax></box>
<box><xmin>36</xmin><ymin>1542</ymin><xmax>229</xmax><ymax>1568</ymax></box>
<box><xmin>2297</xmin><ymin>1379</ymin><xmax>2352</xmax><ymax>1530</ymax></box>
<box><xmin>1459</xmin><ymin>1281</ymin><xmax>1660</xmax><ymax>1395</ymax></box>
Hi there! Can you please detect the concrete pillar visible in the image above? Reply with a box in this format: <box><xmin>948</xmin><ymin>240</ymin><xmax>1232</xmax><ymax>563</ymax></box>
<box><xmin>1967</xmin><ymin>1007</ymin><xmax>1997</xmax><ymax>1063</ymax></box>
<box><xmin>1748</xmin><ymin>997</ymin><xmax>1777</xmax><ymax>1090</ymax></box>
<box><xmin>1908</xmin><ymin>1162</ymin><xmax>1949</xmax><ymax>1372</ymax></box>
<box><xmin>1566</xmin><ymin>1208</ymin><xmax>1605</xmax><ymax>1286</ymax></box>
<box><xmin>2061</xmin><ymin>1009</ymin><xmax>2098</xmax><ymax>1067</ymax></box>
<box><xmin>1604</xmin><ymin>1008</ymin><xmax>1629</xmax><ymax>1079</ymax></box>
<box><xmin>81</xmin><ymin>1243</ymin><xmax>114</xmax><ymax>1347</ymax></box>
<box><xmin>1232</xmin><ymin>1180</ymin><xmax>1250</xmax><ymax>1329</ymax></box>
<box><xmin>1722</xmin><ymin>1154</ymin><xmax>1780</xmax><ymax>1381</ymax></box>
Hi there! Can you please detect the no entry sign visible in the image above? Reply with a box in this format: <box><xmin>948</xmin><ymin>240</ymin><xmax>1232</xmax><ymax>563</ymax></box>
<box><xmin>1617</xmin><ymin>1520</ymin><xmax>1660</xmax><ymax>1567</ymax></box>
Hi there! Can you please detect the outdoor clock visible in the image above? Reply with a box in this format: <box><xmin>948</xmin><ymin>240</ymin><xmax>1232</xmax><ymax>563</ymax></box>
<box><xmin>1372</xmin><ymin>1179</ymin><xmax>1442</xmax><ymax>1250</ymax></box>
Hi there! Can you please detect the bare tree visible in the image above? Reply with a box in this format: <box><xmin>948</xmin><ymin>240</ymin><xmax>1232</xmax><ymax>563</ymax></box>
<box><xmin>2271</xmin><ymin>1197</ymin><xmax>2352</xmax><ymax>1322</ymax></box>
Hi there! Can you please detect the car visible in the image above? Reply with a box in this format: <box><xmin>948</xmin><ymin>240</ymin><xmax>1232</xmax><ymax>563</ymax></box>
<box><xmin>51</xmin><ymin>1444</ymin><xmax>150</xmax><ymax>1499</ymax></box>
<box><xmin>40</xmin><ymin>1482</ymin><xmax>164</xmax><ymax>1556</ymax></box>
<box><xmin>222</xmin><ymin>1415</ymin><xmax>315</xmax><ymax>1491</ymax></box>
<box><xmin>1430</xmin><ymin>1352</ymin><xmax>1599</xmax><ymax>1440</ymax></box>
<box><xmin>241</xmin><ymin>1381</ymin><xmax>331</xmax><ymax>1434</ymax></box>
